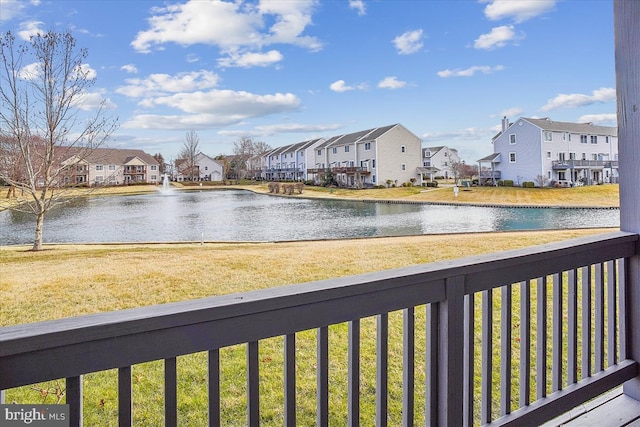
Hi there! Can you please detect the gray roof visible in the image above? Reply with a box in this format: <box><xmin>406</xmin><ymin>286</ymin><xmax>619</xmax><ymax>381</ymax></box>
<box><xmin>522</xmin><ymin>117</ymin><xmax>617</xmax><ymax>136</ymax></box>
<box><xmin>315</xmin><ymin>124</ymin><xmax>399</xmax><ymax>149</ymax></box>
<box><xmin>62</xmin><ymin>147</ymin><xmax>159</xmax><ymax>166</ymax></box>
<box><xmin>477</xmin><ymin>153</ymin><xmax>501</xmax><ymax>163</ymax></box>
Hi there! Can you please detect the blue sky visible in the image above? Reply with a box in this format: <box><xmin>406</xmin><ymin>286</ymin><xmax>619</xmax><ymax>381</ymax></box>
<box><xmin>0</xmin><ymin>0</ymin><xmax>617</xmax><ymax>163</ymax></box>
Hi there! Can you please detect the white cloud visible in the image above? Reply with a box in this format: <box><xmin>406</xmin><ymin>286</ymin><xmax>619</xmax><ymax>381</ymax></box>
<box><xmin>474</xmin><ymin>25</ymin><xmax>523</xmax><ymax>50</ymax></box>
<box><xmin>349</xmin><ymin>0</ymin><xmax>366</xmax><ymax>16</ymax></box>
<box><xmin>122</xmin><ymin>87</ymin><xmax>300</xmax><ymax>131</ymax></box>
<box><xmin>0</xmin><ymin>0</ymin><xmax>27</xmax><ymax>21</ymax></box>
<box><xmin>17</xmin><ymin>20</ymin><xmax>44</xmax><ymax>40</ymax></box>
<box><xmin>116</xmin><ymin>70</ymin><xmax>221</xmax><ymax>98</ymax></box>
<box><xmin>378</xmin><ymin>76</ymin><xmax>407</xmax><ymax>89</ymax></box>
<box><xmin>218</xmin><ymin>49</ymin><xmax>284</xmax><ymax>68</ymax></box>
<box><xmin>219</xmin><ymin>122</ymin><xmax>342</xmax><ymax>137</ymax></box>
<box><xmin>437</xmin><ymin>65</ymin><xmax>504</xmax><ymax>78</ymax></box>
<box><xmin>422</xmin><ymin>127</ymin><xmax>495</xmax><ymax>142</ymax></box>
<box><xmin>496</xmin><ymin>107</ymin><xmax>524</xmax><ymax>118</ymax></box>
<box><xmin>393</xmin><ymin>29</ymin><xmax>423</xmax><ymax>55</ymax></box>
<box><xmin>121</xmin><ymin>64</ymin><xmax>138</xmax><ymax>74</ymax></box>
<box><xmin>329</xmin><ymin>79</ymin><xmax>367</xmax><ymax>92</ymax></box>
<box><xmin>74</xmin><ymin>89</ymin><xmax>117</xmax><ymax>111</ymax></box>
<box><xmin>18</xmin><ymin>61</ymin><xmax>97</xmax><ymax>81</ymax></box>
<box><xmin>482</xmin><ymin>0</ymin><xmax>556</xmax><ymax>23</ymax></box>
<box><xmin>577</xmin><ymin>113</ymin><xmax>617</xmax><ymax>124</ymax></box>
<box><xmin>541</xmin><ymin>87</ymin><xmax>616</xmax><ymax>111</ymax></box>
<box><xmin>131</xmin><ymin>0</ymin><xmax>322</xmax><ymax>64</ymax></box>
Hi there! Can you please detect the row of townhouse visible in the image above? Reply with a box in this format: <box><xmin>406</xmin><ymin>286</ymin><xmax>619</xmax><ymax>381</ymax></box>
<box><xmin>478</xmin><ymin>117</ymin><xmax>619</xmax><ymax>186</ymax></box>
<box><xmin>258</xmin><ymin>124</ymin><xmax>425</xmax><ymax>187</ymax></box>
<box><xmin>60</xmin><ymin>148</ymin><xmax>161</xmax><ymax>186</ymax></box>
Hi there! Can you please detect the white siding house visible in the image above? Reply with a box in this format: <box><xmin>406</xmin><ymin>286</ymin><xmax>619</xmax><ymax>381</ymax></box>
<box><xmin>480</xmin><ymin>117</ymin><xmax>618</xmax><ymax>186</ymax></box>
<box><xmin>262</xmin><ymin>138</ymin><xmax>324</xmax><ymax>181</ymax></box>
<box><xmin>422</xmin><ymin>146</ymin><xmax>461</xmax><ymax>179</ymax></box>
<box><xmin>175</xmin><ymin>152</ymin><xmax>225</xmax><ymax>182</ymax></box>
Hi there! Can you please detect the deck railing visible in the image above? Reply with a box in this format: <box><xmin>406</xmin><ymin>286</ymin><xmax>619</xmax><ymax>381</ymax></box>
<box><xmin>1</xmin><ymin>231</ymin><xmax>638</xmax><ymax>426</ymax></box>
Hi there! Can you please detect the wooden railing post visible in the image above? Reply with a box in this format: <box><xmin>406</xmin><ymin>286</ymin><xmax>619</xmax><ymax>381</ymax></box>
<box><xmin>615</xmin><ymin>0</ymin><xmax>640</xmax><ymax>401</ymax></box>
<box><xmin>438</xmin><ymin>275</ymin><xmax>465</xmax><ymax>426</ymax></box>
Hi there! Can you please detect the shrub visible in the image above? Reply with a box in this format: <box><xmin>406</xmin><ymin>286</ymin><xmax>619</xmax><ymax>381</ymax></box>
<box><xmin>503</xmin><ymin>180</ymin><xmax>514</xmax><ymax>187</ymax></box>
<box><xmin>522</xmin><ymin>181</ymin><xmax>535</xmax><ymax>188</ymax></box>
<box><xmin>426</xmin><ymin>181</ymin><xmax>438</xmax><ymax>188</ymax></box>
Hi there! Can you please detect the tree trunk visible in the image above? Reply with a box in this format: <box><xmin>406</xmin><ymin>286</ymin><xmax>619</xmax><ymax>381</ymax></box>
<box><xmin>32</xmin><ymin>211</ymin><xmax>44</xmax><ymax>251</ymax></box>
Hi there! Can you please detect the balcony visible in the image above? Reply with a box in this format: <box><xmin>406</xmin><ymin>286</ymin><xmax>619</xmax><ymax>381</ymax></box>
<box><xmin>1</xmin><ymin>232</ymin><xmax>638</xmax><ymax>426</ymax></box>
<box><xmin>479</xmin><ymin>171</ymin><xmax>501</xmax><ymax>179</ymax></box>
<box><xmin>307</xmin><ymin>167</ymin><xmax>370</xmax><ymax>175</ymax></box>
<box><xmin>552</xmin><ymin>160</ymin><xmax>619</xmax><ymax>170</ymax></box>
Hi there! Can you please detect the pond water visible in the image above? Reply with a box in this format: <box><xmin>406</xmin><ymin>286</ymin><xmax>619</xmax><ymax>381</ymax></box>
<box><xmin>0</xmin><ymin>189</ymin><xmax>620</xmax><ymax>245</ymax></box>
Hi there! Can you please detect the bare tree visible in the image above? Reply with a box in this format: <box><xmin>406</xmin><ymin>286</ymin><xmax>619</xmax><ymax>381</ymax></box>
<box><xmin>0</xmin><ymin>31</ymin><xmax>117</xmax><ymax>250</ymax></box>
<box><xmin>214</xmin><ymin>154</ymin><xmax>231</xmax><ymax>184</ymax></box>
<box><xmin>232</xmin><ymin>136</ymin><xmax>271</xmax><ymax>179</ymax></box>
<box><xmin>178</xmin><ymin>130</ymin><xmax>200</xmax><ymax>181</ymax></box>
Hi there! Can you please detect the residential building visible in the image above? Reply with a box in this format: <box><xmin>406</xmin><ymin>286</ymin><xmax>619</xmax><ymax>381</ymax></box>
<box><xmin>307</xmin><ymin>123</ymin><xmax>423</xmax><ymax>187</ymax></box>
<box><xmin>479</xmin><ymin>117</ymin><xmax>618</xmax><ymax>186</ymax></box>
<box><xmin>421</xmin><ymin>146</ymin><xmax>461</xmax><ymax>179</ymax></box>
<box><xmin>262</xmin><ymin>138</ymin><xmax>324</xmax><ymax>181</ymax></box>
<box><xmin>61</xmin><ymin>147</ymin><xmax>161</xmax><ymax>186</ymax></box>
<box><xmin>175</xmin><ymin>152</ymin><xmax>225</xmax><ymax>182</ymax></box>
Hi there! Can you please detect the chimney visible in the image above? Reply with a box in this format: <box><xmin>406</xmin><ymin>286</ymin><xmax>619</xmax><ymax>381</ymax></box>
<box><xmin>501</xmin><ymin>116</ymin><xmax>509</xmax><ymax>132</ymax></box>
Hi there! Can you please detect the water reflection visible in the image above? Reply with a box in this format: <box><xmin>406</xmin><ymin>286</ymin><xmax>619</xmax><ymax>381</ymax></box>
<box><xmin>0</xmin><ymin>189</ymin><xmax>619</xmax><ymax>245</ymax></box>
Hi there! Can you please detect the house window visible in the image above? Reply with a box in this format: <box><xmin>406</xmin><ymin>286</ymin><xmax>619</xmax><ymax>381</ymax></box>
<box><xmin>345</xmin><ymin>146</ymin><xmax>350</xmax><ymax>153</ymax></box>
<box><xmin>96</xmin><ymin>165</ymin><xmax>103</xmax><ymax>171</ymax></box>
<box><xmin>424</xmin><ymin>150</ymin><xmax>431</xmax><ymax>157</ymax></box>
<box><xmin>582</xmin><ymin>152</ymin><xmax>587</xmax><ymax>160</ymax></box>
<box><xmin>546</xmin><ymin>151</ymin><xmax>552</xmax><ymax>159</ymax></box>
<box><xmin>424</xmin><ymin>161</ymin><xmax>431</xmax><ymax>167</ymax></box>
<box><xmin>592</xmin><ymin>153</ymin><xmax>599</xmax><ymax>160</ymax></box>
<box><xmin>372</xmin><ymin>159</ymin><xmax>376</xmax><ymax>168</ymax></box>
<box><xmin>332</xmin><ymin>147</ymin><xmax>337</xmax><ymax>154</ymax></box>
<box><xmin>364</xmin><ymin>142</ymin><xmax>371</xmax><ymax>150</ymax></box>
<box><xmin>401</xmin><ymin>163</ymin><xmax>406</xmax><ymax>171</ymax></box>
<box><xmin>544</xmin><ymin>131</ymin><xmax>552</xmax><ymax>142</ymax></box>
<box><xmin>317</xmin><ymin>150</ymin><xmax>322</xmax><ymax>155</ymax></box>
<box><xmin>569</xmin><ymin>152</ymin><xmax>576</xmax><ymax>160</ymax></box>
<box><xmin>562</xmin><ymin>132</ymin><xmax>567</xmax><ymax>141</ymax></box>
<box><xmin>151</xmin><ymin>165</ymin><xmax>157</xmax><ymax>171</ymax></box>
<box><xmin>590</xmin><ymin>135</ymin><xmax>598</xmax><ymax>144</ymax></box>
<box><xmin>109</xmin><ymin>165</ymin><xmax>116</xmax><ymax>170</ymax></box>
<box><xmin>547</xmin><ymin>171</ymin><xmax>551</xmax><ymax>179</ymax></box>
<box><xmin>372</xmin><ymin>174</ymin><xmax>376</xmax><ymax>183</ymax></box>
<box><xmin>558</xmin><ymin>172</ymin><xmax>566</xmax><ymax>180</ymax></box>
<box><xmin>606</xmin><ymin>136</ymin><xmax>610</xmax><ymax>144</ymax></box>
<box><xmin>558</xmin><ymin>152</ymin><xmax>566</xmax><ymax>161</ymax></box>
<box><xmin>580</xmin><ymin>135</ymin><xmax>588</xmax><ymax>144</ymax></box>
<box><xmin>205</xmin><ymin>166</ymin><xmax>208</xmax><ymax>171</ymax></box>
<box><xmin>151</xmin><ymin>175</ymin><xmax>157</xmax><ymax>181</ymax></box>
<box><xmin>401</xmin><ymin>145</ymin><xmax>406</xmax><ymax>153</ymax></box>
<box><xmin>509</xmin><ymin>152</ymin><xmax>516</xmax><ymax>163</ymax></box>
<box><xmin>509</xmin><ymin>134</ymin><xmax>516</xmax><ymax>144</ymax></box>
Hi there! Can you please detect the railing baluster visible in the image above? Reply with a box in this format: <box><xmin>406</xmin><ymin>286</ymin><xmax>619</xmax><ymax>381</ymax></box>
<box><xmin>536</xmin><ymin>277</ymin><xmax>547</xmax><ymax>399</ymax></box>
<box><xmin>426</xmin><ymin>303</ymin><xmax>438</xmax><ymax>426</ymax></box>
<box><xmin>165</xmin><ymin>357</ymin><xmax>177</xmax><ymax>427</ymax></box>
<box><xmin>552</xmin><ymin>273</ymin><xmax>563</xmax><ymax>392</ymax></box>
<box><xmin>481</xmin><ymin>289</ymin><xmax>493</xmax><ymax>424</ymax></box>
<box><xmin>403</xmin><ymin>308</ymin><xmax>414</xmax><ymax>427</ymax></box>
<box><xmin>66</xmin><ymin>375</ymin><xmax>82</xmax><ymax>427</ymax></box>
<box><xmin>500</xmin><ymin>284</ymin><xmax>512</xmax><ymax>416</ymax></box>
<box><xmin>464</xmin><ymin>293</ymin><xmax>475</xmax><ymax>426</ymax></box>
<box><xmin>377</xmin><ymin>313</ymin><xmax>388</xmax><ymax>427</ymax></box>
<box><xmin>208</xmin><ymin>349</ymin><xmax>220</xmax><ymax>427</ymax></box>
<box><xmin>606</xmin><ymin>260</ymin><xmax>618</xmax><ymax>367</ymax></box>
<box><xmin>284</xmin><ymin>334</ymin><xmax>296</xmax><ymax>427</ymax></box>
<box><xmin>317</xmin><ymin>327</ymin><xmax>329</xmax><ymax>427</ymax></box>
<box><xmin>348</xmin><ymin>321</ymin><xmax>360</xmax><ymax>427</ymax></box>
<box><xmin>619</xmin><ymin>258</ymin><xmax>628</xmax><ymax>360</ymax></box>
<box><xmin>581</xmin><ymin>266</ymin><xmax>592</xmax><ymax>379</ymax></box>
<box><xmin>595</xmin><ymin>263</ymin><xmax>605</xmax><ymax>372</ymax></box>
<box><xmin>567</xmin><ymin>269</ymin><xmax>578</xmax><ymax>385</ymax></box>
<box><xmin>519</xmin><ymin>280</ymin><xmax>531</xmax><ymax>408</ymax></box>
<box><xmin>247</xmin><ymin>341</ymin><xmax>259</xmax><ymax>427</ymax></box>
<box><xmin>118</xmin><ymin>366</ymin><xmax>132</xmax><ymax>427</ymax></box>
